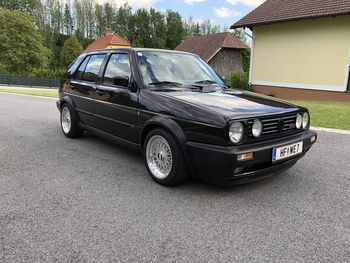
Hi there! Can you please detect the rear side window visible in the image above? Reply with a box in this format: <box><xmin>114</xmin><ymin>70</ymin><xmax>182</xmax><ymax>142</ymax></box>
<box><xmin>75</xmin><ymin>56</ymin><xmax>90</xmax><ymax>80</ymax></box>
<box><xmin>75</xmin><ymin>54</ymin><xmax>106</xmax><ymax>82</ymax></box>
<box><xmin>103</xmin><ymin>53</ymin><xmax>131</xmax><ymax>86</ymax></box>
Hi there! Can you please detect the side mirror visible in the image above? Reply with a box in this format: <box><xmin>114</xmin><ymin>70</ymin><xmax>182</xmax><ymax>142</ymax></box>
<box><xmin>113</xmin><ymin>76</ymin><xmax>129</xmax><ymax>87</ymax></box>
<box><xmin>129</xmin><ymin>80</ymin><xmax>138</xmax><ymax>93</ymax></box>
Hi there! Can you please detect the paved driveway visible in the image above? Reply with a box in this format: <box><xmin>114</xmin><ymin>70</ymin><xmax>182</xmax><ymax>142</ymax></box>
<box><xmin>0</xmin><ymin>93</ymin><xmax>349</xmax><ymax>263</ymax></box>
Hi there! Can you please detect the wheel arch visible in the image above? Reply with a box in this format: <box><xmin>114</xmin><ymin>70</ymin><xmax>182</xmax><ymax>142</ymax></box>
<box><xmin>59</xmin><ymin>95</ymin><xmax>75</xmax><ymax>109</ymax></box>
<box><xmin>140</xmin><ymin>116</ymin><xmax>195</xmax><ymax>177</ymax></box>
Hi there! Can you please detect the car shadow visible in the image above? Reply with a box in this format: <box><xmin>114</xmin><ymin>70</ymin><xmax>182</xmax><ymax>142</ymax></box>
<box><xmin>78</xmin><ymin>131</ymin><xmax>297</xmax><ymax>195</ymax></box>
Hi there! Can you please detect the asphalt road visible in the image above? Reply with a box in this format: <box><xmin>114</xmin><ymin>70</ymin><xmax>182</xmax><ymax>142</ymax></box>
<box><xmin>0</xmin><ymin>93</ymin><xmax>349</xmax><ymax>263</ymax></box>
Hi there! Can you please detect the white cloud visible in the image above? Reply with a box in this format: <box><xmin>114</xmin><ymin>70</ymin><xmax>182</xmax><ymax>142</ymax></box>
<box><xmin>184</xmin><ymin>0</ymin><xmax>207</xmax><ymax>5</ymax></box>
<box><xmin>226</xmin><ymin>0</ymin><xmax>265</xmax><ymax>7</ymax></box>
<box><xmin>213</xmin><ymin>7</ymin><xmax>241</xmax><ymax>18</ymax></box>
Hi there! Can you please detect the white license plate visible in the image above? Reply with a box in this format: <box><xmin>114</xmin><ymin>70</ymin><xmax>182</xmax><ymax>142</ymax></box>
<box><xmin>272</xmin><ymin>141</ymin><xmax>303</xmax><ymax>162</ymax></box>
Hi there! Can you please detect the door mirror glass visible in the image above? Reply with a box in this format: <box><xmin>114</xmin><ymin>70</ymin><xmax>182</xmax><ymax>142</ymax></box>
<box><xmin>113</xmin><ymin>76</ymin><xmax>129</xmax><ymax>87</ymax></box>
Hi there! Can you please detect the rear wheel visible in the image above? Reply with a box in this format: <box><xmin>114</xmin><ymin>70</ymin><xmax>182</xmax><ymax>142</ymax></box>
<box><xmin>60</xmin><ymin>103</ymin><xmax>83</xmax><ymax>138</ymax></box>
<box><xmin>144</xmin><ymin>129</ymin><xmax>189</xmax><ymax>186</ymax></box>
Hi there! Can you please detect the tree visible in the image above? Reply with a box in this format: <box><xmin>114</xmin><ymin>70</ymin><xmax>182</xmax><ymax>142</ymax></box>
<box><xmin>0</xmin><ymin>9</ymin><xmax>50</xmax><ymax>74</ymax></box>
<box><xmin>63</xmin><ymin>3</ymin><xmax>74</xmax><ymax>35</ymax></box>
<box><xmin>60</xmin><ymin>35</ymin><xmax>83</xmax><ymax>68</ymax></box>
<box><xmin>104</xmin><ymin>2</ymin><xmax>114</xmax><ymax>30</ymax></box>
<box><xmin>233</xmin><ymin>29</ymin><xmax>248</xmax><ymax>44</ymax></box>
<box><xmin>165</xmin><ymin>10</ymin><xmax>184</xmax><ymax>49</ymax></box>
<box><xmin>149</xmin><ymin>8</ymin><xmax>166</xmax><ymax>48</ymax></box>
<box><xmin>0</xmin><ymin>0</ymin><xmax>41</xmax><ymax>13</ymax></box>
<box><xmin>95</xmin><ymin>3</ymin><xmax>105</xmax><ymax>36</ymax></box>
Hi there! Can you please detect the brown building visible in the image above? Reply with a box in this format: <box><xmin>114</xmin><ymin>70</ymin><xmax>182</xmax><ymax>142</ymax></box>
<box><xmin>175</xmin><ymin>32</ymin><xmax>248</xmax><ymax>78</ymax></box>
<box><xmin>84</xmin><ymin>31</ymin><xmax>131</xmax><ymax>53</ymax></box>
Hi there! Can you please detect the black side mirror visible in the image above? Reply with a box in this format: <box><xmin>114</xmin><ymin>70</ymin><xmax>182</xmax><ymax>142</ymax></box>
<box><xmin>129</xmin><ymin>80</ymin><xmax>138</xmax><ymax>93</ymax></box>
<box><xmin>113</xmin><ymin>76</ymin><xmax>129</xmax><ymax>87</ymax></box>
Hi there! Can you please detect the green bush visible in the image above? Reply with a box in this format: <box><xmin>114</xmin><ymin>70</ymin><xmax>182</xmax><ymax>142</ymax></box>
<box><xmin>241</xmin><ymin>49</ymin><xmax>251</xmax><ymax>73</ymax></box>
<box><xmin>29</xmin><ymin>68</ymin><xmax>65</xmax><ymax>79</ymax></box>
<box><xmin>227</xmin><ymin>70</ymin><xmax>250</xmax><ymax>91</ymax></box>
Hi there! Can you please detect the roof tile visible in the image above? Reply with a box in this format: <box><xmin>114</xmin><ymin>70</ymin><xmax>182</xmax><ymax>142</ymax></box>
<box><xmin>84</xmin><ymin>31</ymin><xmax>131</xmax><ymax>53</ymax></box>
<box><xmin>231</xmin><ymin>0</ymin><xmax>350</xmax><ymax>29</ymax></box>
<box><xmin>175</xmin><ymin>32</ymin><xmax>248</xmax><ymax>62</ymax></box>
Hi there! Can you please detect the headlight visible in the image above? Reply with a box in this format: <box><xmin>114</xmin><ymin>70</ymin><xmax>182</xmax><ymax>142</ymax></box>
<box><xmin>229</xmin><ymin>122</ymin><xmax>244</xmax><ymax>143</ymax></box>
<box><xmin>302</xmin><ymin>112</ymin><xmax>309</xmax><ymax>130</ymax></box>
<box><xmin>252</xmin><ymin>119</ymin><xmax>262</xmax><ymax>137</ymax></box>
<box><xmin>296</xmin><ymin>114</ymin><xmax>303</xmax><ymax>129</ymax></box>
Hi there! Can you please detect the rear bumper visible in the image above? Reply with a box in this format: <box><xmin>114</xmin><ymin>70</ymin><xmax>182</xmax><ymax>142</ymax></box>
<box><xmin>56</xmin><ymin>100</ymin><xmax>61</xmax><ymax>111</ymax></box>
<box><xmin>187</xmin><ymin>130</ymin><xmax>317</xmax><ymax>186</ymax></box>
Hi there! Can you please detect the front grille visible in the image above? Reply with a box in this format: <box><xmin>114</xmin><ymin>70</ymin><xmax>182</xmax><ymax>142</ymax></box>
<box><xmin>247</xmin><ymin>114</ymin><xmax>297</xmax><ymax>137</ymax></box>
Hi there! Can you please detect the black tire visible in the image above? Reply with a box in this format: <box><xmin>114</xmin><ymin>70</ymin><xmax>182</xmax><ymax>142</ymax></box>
<box><xmin>143</xmin><ymin>128</ymin><xmax>189</xmax><ymax>186</ymax></box>
<box><xmin>60</xmin><ymin>103</ymin><xmax>83</xmax><ymax>138</ymax></box>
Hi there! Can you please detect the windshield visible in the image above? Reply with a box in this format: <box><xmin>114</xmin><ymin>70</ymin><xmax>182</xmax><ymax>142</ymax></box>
<box><xmin>136</xmin><ymin>51</ymin><xmax>224</xmax><ymax>86</ymax></box>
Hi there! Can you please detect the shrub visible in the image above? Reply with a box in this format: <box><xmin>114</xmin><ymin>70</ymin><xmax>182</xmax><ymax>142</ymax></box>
<box><xmin>29</xmin><ymin>68</ymin><xmax>65</xmax><ymax>79</ymax></box>
<box><xmin>227</xmin><ymin>70</ymin><xmax>250</xmax><ymax>91</ymax></box>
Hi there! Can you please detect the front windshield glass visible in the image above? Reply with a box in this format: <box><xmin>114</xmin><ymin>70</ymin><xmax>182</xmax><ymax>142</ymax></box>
<box><xmin>136</xmin><ymin>51</ymin><xmax>224</xmax><ymax>86</ymax></box>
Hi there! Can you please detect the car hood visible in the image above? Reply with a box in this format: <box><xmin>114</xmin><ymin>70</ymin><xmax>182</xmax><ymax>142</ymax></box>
<box><xmin>159</xmin><ymin>89</ymin><xmax>301</xmax><ymax>119</ymax></box>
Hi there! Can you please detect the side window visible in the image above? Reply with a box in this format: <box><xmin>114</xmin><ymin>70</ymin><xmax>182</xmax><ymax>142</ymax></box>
<box><xmin>75</xmin><ymin>56</ymin><xmax>90</xmax><ymax>80</ymax></box>
<box><xmin>82</xmin><ymin>54</ymin><xmax>106</xmax><ymax>82</ymax></box>
<box><xmin>103</xmin><ymin>53</ymin><xmax>131</xmax><ymax>86</ymax></box>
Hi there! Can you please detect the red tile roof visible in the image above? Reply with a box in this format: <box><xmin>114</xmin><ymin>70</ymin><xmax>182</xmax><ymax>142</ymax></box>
<box><xmin>84</xmin><ymin>31</ymin><xmax>131</xmax><ymax>53</ymax></box>
<box><xmin>175</xmin><ymin>32</ymin><xmax>248</xmax><ymax>62</ymax></box>
<box><xmin>231</xmin><ymin>0</ymin><xmax>350</xmax><ymax>29</ymax></box>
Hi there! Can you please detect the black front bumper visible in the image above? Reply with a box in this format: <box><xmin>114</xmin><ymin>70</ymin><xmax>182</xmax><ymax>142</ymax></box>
<box><xmin>187</xmin><ymin>130</ymin><xmax>317</xmax><ymax>186</ymax></box>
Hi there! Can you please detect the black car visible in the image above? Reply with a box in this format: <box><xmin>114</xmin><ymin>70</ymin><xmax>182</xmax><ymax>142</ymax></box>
<box><xmin>57</xmin><ymin>48</ymin><xmax>317</xmax><ymax>186</ymax></box>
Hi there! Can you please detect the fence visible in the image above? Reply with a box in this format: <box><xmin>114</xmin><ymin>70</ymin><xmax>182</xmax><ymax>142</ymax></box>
<box><xmin>0</xmin><ymin>76</ymin><xmax>60</xmax><ymax>89</ymax></box>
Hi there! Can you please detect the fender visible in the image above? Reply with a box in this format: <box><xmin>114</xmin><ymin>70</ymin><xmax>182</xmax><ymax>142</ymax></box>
<box><xmin>58</xmin><ymin>94</ymin><xmax>75</xmax><ymax>109</ymax></box>
<box><xmin>140</xmin><ymin>116</ymin><xmax>196</xmax><ymax>177</ymax></box>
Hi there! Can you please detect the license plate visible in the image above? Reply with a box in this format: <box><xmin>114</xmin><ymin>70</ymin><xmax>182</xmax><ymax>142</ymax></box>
<box><xmin>272</xmin><ymin>141</ymin><xmax>303</xmax><ymax>162</ymax></box>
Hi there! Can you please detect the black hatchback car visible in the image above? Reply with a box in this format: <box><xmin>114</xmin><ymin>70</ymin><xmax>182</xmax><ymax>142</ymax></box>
<box><xmin>57</xmin><ymin>48</ymin><xmax>317</xmax><ymax>186</ymax></box>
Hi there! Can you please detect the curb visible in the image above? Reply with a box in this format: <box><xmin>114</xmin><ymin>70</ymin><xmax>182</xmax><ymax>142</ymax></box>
<box><xmin>311</xmin><ymin>126</ymin><xmax>350</xmax><ymax>135</ymax></box>
<box><xmin>0</xmin><ymin>92</ymin><xmax>57</xmax><ymax>100</ymax></box>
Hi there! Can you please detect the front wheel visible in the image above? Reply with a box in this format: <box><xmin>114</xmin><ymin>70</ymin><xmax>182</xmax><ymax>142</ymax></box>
<box><xmin>144</xmin><ymin>129</ymin><xmax>189</xmax><ymax>186</ymax></box>
<box><xmin>60</xmin><ymin>103</ymin><xmax>83</xmax><ymax>138</ymax></box>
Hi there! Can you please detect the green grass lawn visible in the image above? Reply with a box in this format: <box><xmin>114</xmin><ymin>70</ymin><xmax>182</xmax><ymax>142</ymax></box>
<box><xmin>290</xmin><ymin>100</ymin><xmax>350</xmax><ymax>130</ymax></box>
<box><xmin>0</xmin><ymin>88</ymin><xmax>58</xmax><ymax>98</ymax></box>
<box><xmin>1</xmin><ymin>89</ymin><xmax>349</xmax><ymax>130</ymax></box>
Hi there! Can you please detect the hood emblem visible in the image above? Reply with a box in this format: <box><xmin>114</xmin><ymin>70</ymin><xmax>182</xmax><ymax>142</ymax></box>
<box><xmin>279</xmin><ymin>119</ymin><xmax>285</xmax><ymax>130</ymax></box>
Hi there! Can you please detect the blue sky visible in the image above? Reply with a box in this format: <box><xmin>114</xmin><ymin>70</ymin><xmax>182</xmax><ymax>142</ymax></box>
<box><xmin>113</xmin><ymin>0</ymin><xmax>265</xmax><ymax>29</ymax></box>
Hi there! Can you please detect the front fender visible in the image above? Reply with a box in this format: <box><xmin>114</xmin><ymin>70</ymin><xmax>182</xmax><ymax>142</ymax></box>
<box><xmin>140</xmin><ymin>116</ymin><xmax>195</xmax><ymax>177</ymax></box>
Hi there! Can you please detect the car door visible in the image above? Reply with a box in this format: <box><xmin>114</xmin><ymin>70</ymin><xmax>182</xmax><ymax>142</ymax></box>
<box><xmin>94</xmin><ymin>52</ymin><xmax>140</xmax><ymax>143</ymax></box>
<box><xmin>68</xmin><ymin>53</ymin><xmax>106</xmax><ymax>127</ymax></box>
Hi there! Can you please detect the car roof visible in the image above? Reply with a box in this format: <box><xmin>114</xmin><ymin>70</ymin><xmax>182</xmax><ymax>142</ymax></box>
<box><xmin>84</xmin><ymin>47</ymin><xmax>196</xmax><ymax>57</ymax></box>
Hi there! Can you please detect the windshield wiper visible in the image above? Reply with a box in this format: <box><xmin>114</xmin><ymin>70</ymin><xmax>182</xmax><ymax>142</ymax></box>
<box><xmin>194</xmin><ymin>80</ymin><xmax>217</xmax><ymax>85</ymax></box>
<box><xmin>148</xmin><ymin>81</ymin><xmax>183</xmax><ymax>86</ymax></box>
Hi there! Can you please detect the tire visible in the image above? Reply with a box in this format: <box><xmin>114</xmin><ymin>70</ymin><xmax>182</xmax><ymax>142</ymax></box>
<box><xmin>143</xmin><ymin>128</ymin><xmax>189</xmax><ymax>186</ymax></box>
<box><xmin>60</xmin><ymin>103</ymin><xmax>83</xmax><ymax>138</ymax></box>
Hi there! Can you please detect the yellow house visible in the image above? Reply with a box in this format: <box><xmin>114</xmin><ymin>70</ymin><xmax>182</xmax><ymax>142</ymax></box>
<box><xmin>231</xmin><ymin>0</ymin><xmax>350</xmax><ymax>101</ymax></box>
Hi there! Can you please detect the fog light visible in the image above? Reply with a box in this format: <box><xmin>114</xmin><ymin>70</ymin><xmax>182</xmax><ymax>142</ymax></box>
<box><xmin>310</xmin><ymin>136</ymin><xmax>316</xmax><ymax>143</ymax></box>
<box><xmin>237</xmin><ymin>152</ymin><xmax>254</xmax><ymax>161</ymax></box>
